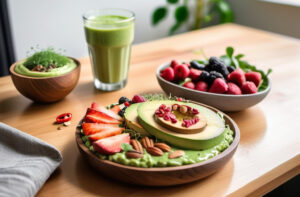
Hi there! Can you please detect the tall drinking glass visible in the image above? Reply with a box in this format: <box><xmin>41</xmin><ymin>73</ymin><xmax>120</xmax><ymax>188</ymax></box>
<box><xmin>83</xmin><ymin>9</ymin><xmax>135</xmax><ymax>91</ymax></box>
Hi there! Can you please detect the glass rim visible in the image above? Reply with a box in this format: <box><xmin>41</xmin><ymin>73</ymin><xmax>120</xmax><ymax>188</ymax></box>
<box><xmin>83</xmin><ymin>8</ymin><xmax>135</xmax><ymax>24</ymax></box>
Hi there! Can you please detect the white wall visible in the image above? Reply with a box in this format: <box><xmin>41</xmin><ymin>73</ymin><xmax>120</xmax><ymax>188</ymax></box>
<box><xmin>8</xmin><ymin>0</ymin><xmax>174</xmax><ymax>60</ymax></box>
<box><xmin>227</xmin><ymin>0</ymin><xmax>300</xmax><ymax>38</ymax></box>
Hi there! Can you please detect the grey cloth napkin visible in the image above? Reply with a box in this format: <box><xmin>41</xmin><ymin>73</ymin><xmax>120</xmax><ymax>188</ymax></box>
<box><xmin>0</xmin><ymin>122</ymin><xmax>62</xmax><ymax>197</ymax></box>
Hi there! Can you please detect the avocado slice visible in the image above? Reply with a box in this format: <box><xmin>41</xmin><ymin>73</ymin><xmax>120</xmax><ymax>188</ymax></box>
<box><xmin>138</xmin><ymin>100</ymin><xmax>225</xmax><ymax>150</ymax></box>
<box><xmin>124</xmin><ymin>103</ymin><xmax>149</xmax><ymax>136</ymax></box>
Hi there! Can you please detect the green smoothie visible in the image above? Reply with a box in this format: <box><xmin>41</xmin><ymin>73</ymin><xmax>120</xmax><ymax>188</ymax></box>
<box><xmin>84</xmin><ymin>15</ymin><xmax>134</xmax><ymax>84</ymax></box>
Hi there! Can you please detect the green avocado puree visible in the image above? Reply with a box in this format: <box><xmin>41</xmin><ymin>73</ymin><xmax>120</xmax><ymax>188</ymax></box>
<box><xmin>14</xmin><ymin>59</ymin><xmax>77</xmax><ymax>77</ymax></box>
<box><xmin>81</xmin><ymin>128</ymin><xmax>234</xmax><ymax>168</ymax></box>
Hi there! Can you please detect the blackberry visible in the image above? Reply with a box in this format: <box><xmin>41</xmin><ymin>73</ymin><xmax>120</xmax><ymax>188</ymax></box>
<box><xmin>118</xmin><ymin>96</ymin><xmax>130</xmax><ymax>104</ymax></box>
<box><xmin>227</xmin><ymin>66</ymin><xmax>235</xmax><ymax>73</ymax></box>
<box><xmin>208</xmin><ymin>71</ymin><xmax>224</xmax><ymax>84</ymax></box>
<box><xmin>205</xmin><ymin>57</ymin><xmax>229</xmax><ymax>78</ymax></box>
<box><xmin>118</xmin><ymin>107</ymin><xmax>127</xmax><ymax>117</ymax></box>
<box><xmin>199</xmin><ymin>70</ymin><xmax>210</xmax><ymax>82</ymax></box>
<box><xmin>190</xmin><ymin>61</ymin><xmax>205</xmax><ymax>70</ymax></box>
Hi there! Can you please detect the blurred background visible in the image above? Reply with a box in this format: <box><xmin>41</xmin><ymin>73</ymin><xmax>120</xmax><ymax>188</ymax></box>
<box><xmin>1</xmin><ymin>0</ymin><xmax>300</xmax><ymax>76</ymax></box>
<box><xmin>0</xmin><ymin>0</ymin><xmax>299</xmax><ymax>195</ymax></box>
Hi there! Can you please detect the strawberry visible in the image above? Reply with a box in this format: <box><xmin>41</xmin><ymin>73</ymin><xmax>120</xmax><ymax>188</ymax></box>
<box><xmin>245</xmin><ymin>71</ymin><xmax>261</xmax><ymax>87</ymax></box>
<box><xmin>209</xmin><ymin>78</ymin><xmax>228</xmax><ymax>94</ymax></box>
<box><xmin>82</xmin><ymin>122</ymin><xmax>119</xmax><ymax>136</ymax></box>
<box><xmin>110</xmin><ymin>105</ymin><xmax>121</xmax><ymax>114</ymax></box>
<box><xmin>241</xmin><ymin>81</ymin><xmax>258</xmax><ymax>94</ymax></box>
<box><xmin>88</xmin><ymin>127</ymin><xmax>124</xmax><ymax>141</ymax></box>
<box><xmin>160</xmin><ymin>67</ymin><xmax>175</xmax><ymax>81</ymax></box>
<box><xmin>195</xmin><ymin>81</ymin><xmax>208</xmax><ymax>92</ymax></box>
<box><xmin>85</xmin><ymin>108</ymin><xmax>121</xmax><ymax>124</ymax></box>
<box><xmin>170</xmin><ymin>60</ymin><xmax>179</xmax><ymax>68</ymax></box>
<box><xmin>92</xmin><ymin>133</ymin><xmax>130</xmax><ymax>155</ymax></box>
<box><xmin>132</xmin><ymin>94</ymin><xmax>146</xmax><ymax>103</ymax></box>
<box><xmin>91</xmin><ymin>102</ymin><xmax>122</xmax><ymax>121</ymax></box>
<box><xmin>174</xmin><ymin>64</ymin><xmax>190</xmax><ymax>80</ymax></box>
<box><xmin>183</xmin><ymin>81</ymin><xmax>195</xmax><ymax>89</ymax></box>
<box><xmin>189</xmin><ymin>68</ymin><xmax>202</xmax><ymax>81</ymax></box>
<box><xmin>227</xmin><ymin>68</ymin><xmax>246</xmax><ymax>87</ymax></box>
<box><xmin>227</xmin><ymin>82</ymin><xmax>242</xmax><ymax>95</ymax></box>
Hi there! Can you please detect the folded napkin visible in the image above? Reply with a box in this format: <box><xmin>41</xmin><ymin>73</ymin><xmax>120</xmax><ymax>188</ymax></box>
<box><xmin>0</xmin><ymin>122</ymin><xmax>62</xmax><ymax>197</ymax></box>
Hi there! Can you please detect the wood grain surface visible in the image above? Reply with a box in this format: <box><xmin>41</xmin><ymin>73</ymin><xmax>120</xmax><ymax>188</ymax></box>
<box><xmin>0</xmin><ymin>24</ymin><xmax>299</xmax><ymax>196</ymax></box>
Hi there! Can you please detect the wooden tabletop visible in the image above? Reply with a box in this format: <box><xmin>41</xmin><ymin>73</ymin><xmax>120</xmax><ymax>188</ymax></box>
<box><xmin>1</xmin><ymin>24</ymin><xmax>300</xmax><ymax>197</ymax></box>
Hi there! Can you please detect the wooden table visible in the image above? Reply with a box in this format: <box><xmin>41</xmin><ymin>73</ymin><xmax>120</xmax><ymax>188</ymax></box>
<box><xmin>0</xmin><ymin>24</ymin><xmax>299</xmax><ymax>196</ymax></box>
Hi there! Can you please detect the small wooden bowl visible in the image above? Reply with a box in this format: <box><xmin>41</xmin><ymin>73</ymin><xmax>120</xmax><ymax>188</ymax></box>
<box><xmin>75</xmin><ymin>102</ymin><xmax>240</xmax><ymax>186</ymax></box>
<box><xmin>10</xmin><ymin>58</ymin><xmax>80</xmax><ymax>103</ymax></box>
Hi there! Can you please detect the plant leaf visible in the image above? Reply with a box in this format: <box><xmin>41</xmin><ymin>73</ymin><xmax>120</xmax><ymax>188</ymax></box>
<box><xmin>235</xmin><ymin>54</ymin><xmax>245</xmax><ymax>60</ymax></box>
<box><xmin>121</xmin><ymin>143</ymin><xmax>133</xmax><ymax>152</ymax></box>
<box><xmin>214</xmin><ymin>0</ymin><xmax>234</xmax><ymax>23</ymax></box>
<box><xmin>167</xmin><ymin>0</ymin><xmax>179</xmax><ymax>4</ymax></box>
<box><xmin>175</xmin><ymin>5</ymin><xmax>189</xmax><ymax>23</ymax></box>
<box><xmin>152</xmin><ymin>7</ymin><xmax>168</xmax><ymax>25</ymax></box>
<box><xmin>169</xmin><ymin>22</ymin><xmax>182</xmax><ymax>35</ymax></box>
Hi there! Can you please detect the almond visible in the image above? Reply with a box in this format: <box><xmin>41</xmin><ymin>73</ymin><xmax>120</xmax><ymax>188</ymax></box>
<box><xmin>146</xmin><ymin>146</ymin><xmax>163</xmax><ymax>156</ymax></box>
<box><xmin>169</xmin><ymin>150</ymin><xmax>185</xmax><ymax>159</ymax></box>
<box><xmin>130</xmin><ymin>139</ymin><xmax>143</xmax><ymax>153</ymax></box>
<box><xmin>126</xmin><ymin>151</ymin><xmax>143</xmax><ymax>159</ymax></box>
<box><xmin>154</xmin><ymin>143</ymin><xmax>171</xmax><ymax>152</ymax></box>
<box><xmin>141</xmin><ymin>137</ymin><xmax>154</xmax><ymax>149</ymax></box>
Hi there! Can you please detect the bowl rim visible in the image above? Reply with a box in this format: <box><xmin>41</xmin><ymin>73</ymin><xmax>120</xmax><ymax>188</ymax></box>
<box><xmin>10</xmin><ymin>57</ymin><xmax>81</xmax><ymax>79</ymax></box>
<box><xmin>156</xmin><ymin>62</ymin><xmax>271</xmax><ymax>98</ymax></box>
<box><xmin>75</xmin><ymin>101</ymin><xmax>240</xmax><ymax>172</ymax></box>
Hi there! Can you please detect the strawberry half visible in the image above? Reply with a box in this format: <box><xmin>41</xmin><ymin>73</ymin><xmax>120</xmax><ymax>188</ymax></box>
<box><xmin>91</xmin><ymin>102</ymin><xmax>123</xmax><ymax>121</ymax></box>
<box><xmin>82</xmin><ymin>122</ymin><xmax>119</xmax><ymax>136</ymax></box>
<box><xmin>110</xmin><ymin>105</ymin><xmax>121</xmax><ymax>114</ymax></box>
<box><xmin>92</xmin><ymin>133</ymin><xmax>130</xmax><ymax>155</ymax></box>
<box><xmin>88</xmin><ymin>127</ymin><xmax>124</xmax><ymax>141</ymax></box>
<box><xmin>85</xmin><ymin>108</ymin><xmax>121</xmax><ymax>124</ymax></box>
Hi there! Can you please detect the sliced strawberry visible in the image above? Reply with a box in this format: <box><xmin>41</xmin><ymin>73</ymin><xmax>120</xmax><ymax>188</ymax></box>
<box><xmin>88</xmin><ymin>127</ymin><xmax>124</xmax><ymax>141</ymax></box>
<box><xmin>82</xmin><ymin>123</ymin><xmax>119</xmax><ymax>136</ymax></box>
<box><xmin>91</xmin><ymin>102</ymin><xmax>123</xmax><ymax>121</ymax></box>
<box><xmin>110</xmin><ymin>105</ymin><xmax>121</xmax><ymax>114</ymax></box>
<box><xmin>92</xmin><ymin>133</ymin><xmax>130</xmax><ymax>155</ymax></box>
<box><xmin>85</xmin><ymin>108</ymin><xmax>121</xmax><ymax>124</ymax></box>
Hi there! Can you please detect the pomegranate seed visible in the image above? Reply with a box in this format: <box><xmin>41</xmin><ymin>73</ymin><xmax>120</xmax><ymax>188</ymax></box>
<box><xmin>124</xmin><ymin>102</ymin><xmax>130</xmax><ymax>107</ymax></box>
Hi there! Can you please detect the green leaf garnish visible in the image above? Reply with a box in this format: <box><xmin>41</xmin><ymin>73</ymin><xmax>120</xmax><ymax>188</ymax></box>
<box><xmin>121</xmin><ymin>143</ymin><xmax>134</xmax><ymax>152</ymax></box>
<box><xmin>23</xmin><ymin>47</ymin><xmax>69</xmax><ymax>69</ymax></box>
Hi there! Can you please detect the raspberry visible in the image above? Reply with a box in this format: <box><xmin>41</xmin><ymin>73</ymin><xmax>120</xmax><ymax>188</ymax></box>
<box><xmin>227</xmin><ymin>82</ymin><xmax>242</xmax><ymax>95</ymax></box>
<box><xmin>245</xmin><ymin>71</ymin><xmax>262</xmax><ymax>87</ymax></box>
<box><xmin>241</xmin><ymin>81</ymin><xmax>258</xmax><ymax>94</ymax></box>
<box><xmin>160</xmin><ymin>67</ymin><xmax>175</xmax><ymax>82</ymax></box>
<box><xmin>170</xmin><ymin>60</ymin><xmax>179</xmax><ymax>68</ymax></box>
<box><xmin>189</xmin><ymin>68</ymin><xmax>202</xmax><ymax>81</ymax></box>
<box><xmin>227</xmin><ymin>68</ymin><xmax>246</xmax><ymax>87</ymax></box>
<box><xmin>132</xmin><ymin>94</ymin><xmax>146</xmax><ymax>103</ymax></box>
<box><xmin>195</xmin><ymin>81</ymin><xmax>208</xmax><ymax>92</ymax></box>
<box><xmin>183</xmin><ymin>82</ymin><xmax>195</xmax><ymax>89</ymax></box>
<box><xmin>209</xmin><ymin>78</ymin><xmax>228</xmax><ymax>94</ymax></box>
<box><xmin>174</xmin><ymin>64</ymin><xmax>190</xmax><ymax>80</ymax></box>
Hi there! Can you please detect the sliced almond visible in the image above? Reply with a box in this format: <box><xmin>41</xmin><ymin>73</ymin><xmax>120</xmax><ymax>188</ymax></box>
<box><xmin>169</xmin><ymin>150</ymin><xmax>185</xmax><ymax>159</ymax></box>
<box><xmin>126</xmin><ymin>151</ymin><xmax>143</xmax><ymax>159</ymax></box>
<box><xmin>146</xmin><ymin>146</ymin><xmax>163</xmax><ymax>156</ymax></box>
<box><xmin>141</xmin><ymin>137</ymin><xmax>154</xmax><ymax>149</ymax></box>
<box><xmin>130</xmin><ymin>139</ymin><xmax>143</xmax><ymax>153</ymax></box>
<box><xmin>154</xmin><ymin>143</ymin><xmax>171</xmax><ymax>152</ymax></box>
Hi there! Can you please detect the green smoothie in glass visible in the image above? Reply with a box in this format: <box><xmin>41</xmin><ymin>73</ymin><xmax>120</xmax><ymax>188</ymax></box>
<box><xmin>83</xmin><ymin>9</ymin><xmax>135</xmax><ymax>91</ymax></box>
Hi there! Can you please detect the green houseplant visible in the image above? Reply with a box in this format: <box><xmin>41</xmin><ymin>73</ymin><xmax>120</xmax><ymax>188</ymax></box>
<box><xmin>152</xmin><ymin>0</ymin><xmax>233</xmax><ymax>34</ymax></box>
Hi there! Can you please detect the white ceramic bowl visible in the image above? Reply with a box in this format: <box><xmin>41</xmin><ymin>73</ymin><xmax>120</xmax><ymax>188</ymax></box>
<box><xmin>156</xmin><ymin>62</ymin><xmax>271</xmax><ymax>112</ymax></box>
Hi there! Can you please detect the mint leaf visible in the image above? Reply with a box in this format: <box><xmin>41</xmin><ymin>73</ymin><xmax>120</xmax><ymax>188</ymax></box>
<box><xmin>121</xmin><ymin>143</ymin><xmax>133</xmax><ymax>152</ymax></box>
<box><xmin>226</xmin><ymin>47</ymin><xmax>234</xmax><ymax>58</ymax></box>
